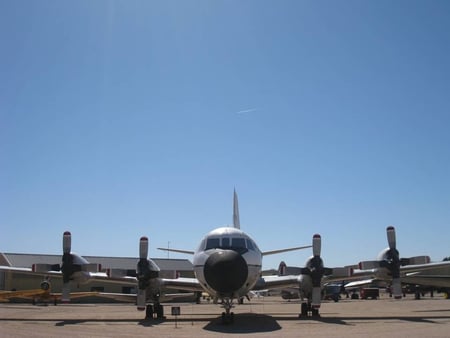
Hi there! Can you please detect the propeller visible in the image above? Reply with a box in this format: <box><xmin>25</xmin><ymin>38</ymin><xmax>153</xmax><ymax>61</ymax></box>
<box><xmin>136</xmin><ymin>236</ymin><xmax>161</xmax><ymax>312</ymax></box>
<box><xmin>384</xmin><ymin>226</ymin><xmax>402</xmax><ymax>299</ymax></box>
<box><xmin>301</xmin><ymin>234</ymin><xmax>332</xmax><ymax>310</ymax></box>
<box><xmin>310</xmin><ymin>234</ymin><xmax>323</xmax><ymax>308</ymax></box>
<box><xmin>61</xmin><ymin>231</ymin><xmax>72</xmax><ymax>302</ymax></box>
<box><xmin>136</xmin><ymin>236</ymin><xmax>149</xmax><ymax>310</ymax></box>
<box><xmin>360</xmin><ymin>226</ymin><xmax>431</xmax><ymax>299</ymax></box>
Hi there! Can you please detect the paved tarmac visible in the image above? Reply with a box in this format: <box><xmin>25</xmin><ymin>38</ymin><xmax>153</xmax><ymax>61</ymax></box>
<box><xmin>0</xmin><ymin>294</ymin><xmax>449</xmax><ymax>337</ymax></box>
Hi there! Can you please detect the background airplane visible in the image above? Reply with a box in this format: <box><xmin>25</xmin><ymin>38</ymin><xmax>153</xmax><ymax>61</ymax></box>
<box><xmin>0</xmin><ymin>277</ymin><xmax>98</xmax><ymax>305</ymax></box>
<box><xmin>345</xmin><ymin>226</ymin><xmax>450</xmax><ymax>296</ymax></box>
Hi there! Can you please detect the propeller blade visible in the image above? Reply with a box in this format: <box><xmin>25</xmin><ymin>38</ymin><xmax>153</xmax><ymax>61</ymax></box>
<box><xmin>61</xmin><ymin>283</ymin><xmax>70</xmax><ymax>303</ymax></box>
<box><xmin>137</xmin><ymin>289</ymin><xmax>146</xmax><ymax>311</ymax></box>
<box><xmin>392</xmin><ymin>278</ymin><xmax>402</xmax><ymax>299</ymax></box>
<box><xmin>312</xmin><ymin>234</ymin><xmax>321</xmax><ymax>257</ymax></box>
<box><xmin>278</xmin><ymin>261</ymin><xmax>287</xmax><ymax>276</ymax></box>
<box><xmin>311</xmin><ymin>287</ymin><xmax>321</xmax><ymax>308</ymax></box>
<box><xmin>386</xmin><ymin>226</ymin><xmax>396</xmax><ymax>250</ymax></box>
<box><xmin>139</xmin><ymin>236</ymin><xmax>148</xmax><ymax>260</ymax></box>
<box><xmin>63</xmin><ymin>231</ymin><xmax>71</xmax><ymax>254</ymax></box>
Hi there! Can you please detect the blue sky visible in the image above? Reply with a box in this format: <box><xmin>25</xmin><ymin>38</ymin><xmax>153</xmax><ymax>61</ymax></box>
<box><xmin>1</xmin><ymin>1</ymin><xmax>449</xmax><ymax>270</ymax></box>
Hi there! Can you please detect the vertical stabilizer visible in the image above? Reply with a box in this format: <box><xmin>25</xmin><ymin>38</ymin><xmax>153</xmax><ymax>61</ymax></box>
<box><xmin>233</xmin><ymin>189</ymin><xmax>240</xmax><ymax>229</ymax></box>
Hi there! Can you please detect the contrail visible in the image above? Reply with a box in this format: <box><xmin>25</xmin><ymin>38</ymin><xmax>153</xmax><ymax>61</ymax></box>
<box><xmin>235</xmin><ymin>108</ymin><xmax>257</xmax><ymax>114</ymax></box>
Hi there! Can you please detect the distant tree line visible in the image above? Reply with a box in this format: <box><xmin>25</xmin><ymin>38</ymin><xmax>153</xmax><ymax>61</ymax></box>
<box><xmin>443</xmin><ymin>257</ymin><xmax>450</xmax><ymax>261</ymax></box>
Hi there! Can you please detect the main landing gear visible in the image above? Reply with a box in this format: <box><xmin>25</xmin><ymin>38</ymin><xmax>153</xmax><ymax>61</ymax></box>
<box><xmin>221</xmin><ymin>299</ymin><xmax>235</xmax><ymax>324</ymax></box>
<box><xmin>299</xmin><ymin>302</ymin><xmax>320</xmax><ymax>318</ymax></box>
<box><xmin>145</xmin><ymin>303</ymin><xmax>165</xmax><ymax>320</ymax></box>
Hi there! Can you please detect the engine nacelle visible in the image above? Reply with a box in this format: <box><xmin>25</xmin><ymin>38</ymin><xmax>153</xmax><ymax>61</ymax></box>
<box><xmin>32</xmin><ymin>264</ymin><xmax>61</xmax><ymax>272</ymax></box>
<box><xmin>137</xmin><ymin>258</ymin><xmax>160</xmax><ymax>290</ymax></box>
<box><xmin>401</xmin><ymin>255</ymin><xmax>431</xmax><ymax>266</ymax></box>
<box><xmin>40</xmin><ymin>280</ymin><xmax>51</xmax><ymax>291</ymax></box>
<box><xmin>106</xmin><ymin>268</ymin><xmax>137</xmax><ymax>278</ymax></box>
<box><xmin>376</xmin><ymin>247</ymin><xmax>399</xmax><ymax>262</ymax></box>
<box><xmin>305</xmin><ymin>256</ymin><xmax>324</xmax><ymax>271</ymax></box>
<box><xmin>359</xmin><ymin>260</ymin><xmax>381</xmax><ymax>270</ymax></box>
<box><xmin>80</xmin><ymin>263</ymin><xmax>101</xmax><ymax>273</ymax></box>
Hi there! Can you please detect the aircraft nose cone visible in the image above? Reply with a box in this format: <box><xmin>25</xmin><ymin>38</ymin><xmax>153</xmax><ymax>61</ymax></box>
<box><xmin>204</xmin><ymin>250</ymin><xmax>248</xmax><ymax>294</ymax></box>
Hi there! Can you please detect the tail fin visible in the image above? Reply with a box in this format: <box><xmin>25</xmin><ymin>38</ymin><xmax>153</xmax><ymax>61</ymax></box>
<box><xmin>233</xmin><ymin>189</ymin><xmax>240</xmax><ymax>229</ymax></box>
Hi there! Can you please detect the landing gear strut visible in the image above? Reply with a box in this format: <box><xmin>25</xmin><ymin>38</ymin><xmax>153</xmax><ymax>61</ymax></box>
<box><xmin>299</xmin><ymin>301</ymin><xmax>320</xmax><ymax>318</ymax></box>
<box><xmin>221</xmin><ymin>299</ymin><xmax>235</xmax><ymax>324</ymax></box>
<box><xmin>145</xmin><ymin>303</ymin><xmax>165</xmax><ymax>320</ymax></box>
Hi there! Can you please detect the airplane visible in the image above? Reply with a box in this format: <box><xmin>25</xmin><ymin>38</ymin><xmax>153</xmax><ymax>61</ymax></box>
<box><xmin>155</xmin><ymin>190</ymin><xmax>352</xmax><ymax>321</ymax></box>
<box><xmin>276</xmin><ymin>261</ymin><xmax>301</xmax><ymax>300</ymax></box>
<box><xmin>345</xmin><ymin>226</ymin><xmax>450</xmax><ymax>297</ymax></box>
<box><xmin>0</xmin><ymin>191</ymin><xmax>351</xmax><ymax>323</ymax></box>
<box><xmin>0</xmin><ymin>277</ymin><xmax>98</xmax><ymax>305</ymax></box>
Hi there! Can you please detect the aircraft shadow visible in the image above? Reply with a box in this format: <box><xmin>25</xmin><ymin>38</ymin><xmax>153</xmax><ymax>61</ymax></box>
<box><xmin>203</xmin><ymin>313</ymin><xmax>281</xmax><ymax>333</ymax></box>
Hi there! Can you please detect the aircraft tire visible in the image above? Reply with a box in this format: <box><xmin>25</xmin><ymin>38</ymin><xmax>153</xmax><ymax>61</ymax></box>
<box><xmin>145</xmin><ymin>305</ymin><xmax>153</xmax><ymax>319</ymax></box>
<box><xmin>300</xmin><ymin>303</ymin><xmax>308</xmax><ymax>317</ymax></box>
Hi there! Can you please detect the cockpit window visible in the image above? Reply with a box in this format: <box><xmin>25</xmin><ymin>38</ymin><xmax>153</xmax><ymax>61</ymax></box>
<box><xmin>197</xmin><ymin>239</ymin><xmax>206</xmax><ymax>252</ymax></box>
<box><xmin>222</xmin><ymin>237</ymin><xmax>230</xmax><ymax>248</ymax></box>
<box><xmin>232</xmin><ymin>238</ymin><xmax>246</xmax><ymax>248</ymax></box>
<box><xmin>204</xmin><ymin>236</ymin><xmax>251</xmax><ymax>251</ymax></box>
<box><xmin>246</xmin><ymin>239</ymin><xmax>254</xmax><ymax>250</ymax></box>
<box><xmin>205</xmin><ymin>238</ymin><xmax>220</xmax><ymax>250</ymax></box>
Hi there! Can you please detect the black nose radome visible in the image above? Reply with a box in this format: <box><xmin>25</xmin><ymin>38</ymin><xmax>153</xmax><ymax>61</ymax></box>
<box><xmin>204</xmin><ymin>250</ymin><xmax>248</xmax><ymax>294</ymax></box>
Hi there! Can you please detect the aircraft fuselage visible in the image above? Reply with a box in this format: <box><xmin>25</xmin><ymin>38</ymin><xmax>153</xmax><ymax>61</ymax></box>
<box><xmin>193</xmin><ymin>227</ymin><xmax>262</xmax><ymax>300</ymax></box>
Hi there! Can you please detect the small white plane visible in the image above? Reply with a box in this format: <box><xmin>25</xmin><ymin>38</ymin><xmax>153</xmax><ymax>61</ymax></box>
<box><xmin>345</xmin><ymin>226</ymin><xmax>450</xmax><ymax>297</ymax></box>
<box><xmin>0</xmin><ymin>191</ymin><xmax>352</xmax><ymax>322</ymax></box>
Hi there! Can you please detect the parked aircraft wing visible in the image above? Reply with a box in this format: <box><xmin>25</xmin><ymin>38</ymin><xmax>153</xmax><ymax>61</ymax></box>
<box><xmin>262</xmin><ymin>245</ymin><xmax>312</xmax><ymax>256</ymax></box>
<box><xmin>0</xmin><ymin>289</ymin><xmax>98</xmax><ymax>301</ymax></box>
<box><xmin>97</xmin><ymin>292</ymin><xmax>196</xmax><ymax>303</ymax></box>
<box><xmin>344</xmin><ymin>279</ymin><xmax>376</xmax><ymax>289</ymax></box>
<box><xmin>0</xmin><ymin>265</ymin><xmax>137</xmax><ymax>286</ymax></box>
<box><xmin>161</xmin><ymin>277</ymin><xmax>203</xmax><ymax>292</ymax></box>
<box><xmin>0</xmin><ymin>289</ymin><xmax>46</xmax><ymax>300</ymax></box>
<box><xmin>253</xmin><ymin>275</ymin><xmax>299</xmax><ymax>291</ymax></box>
<box><xmin>399</xmin><ymin>261</ymin><xmax>450</xmax><ymax>275</ymax></box>
<box><xmin>402</xmin><ymin>275</ymin><xmax>450</xmax><ymax>288</ymax></box>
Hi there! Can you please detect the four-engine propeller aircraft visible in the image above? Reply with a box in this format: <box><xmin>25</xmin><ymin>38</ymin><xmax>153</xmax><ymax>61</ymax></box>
<box><xmin>0</xmin><ymin>191</ymin><xmax>352</xmax><ymax>323</ymax></box>
<box><xmin>142</xmin><ymin>190</ymin><xmax>351</xmax><ymax>322</ymax></box>
<box><xmin>346</xmin><ymin>226</ymin><xmax>450</xmax><ymax>296</ymax></box>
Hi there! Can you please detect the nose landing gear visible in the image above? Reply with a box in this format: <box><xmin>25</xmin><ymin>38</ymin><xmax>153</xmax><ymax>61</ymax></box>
<box><xmin>221</xmin><ymin>299</ymin><xmax>235</xmax><ymax>324</ymax></box>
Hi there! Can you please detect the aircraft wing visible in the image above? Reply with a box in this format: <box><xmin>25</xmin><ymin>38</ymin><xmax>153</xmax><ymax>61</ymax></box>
<box><xmin>161</xmin><ymin>277</ymin><xmax>204</xmax><ymax>292</ymax></box>
<box><xmin>252</xmin><ymin>262</ymin><xmax>354</xmax><ymax>291</ymax></box>
<box><xmin>0</xmin><ymin>265</ymin><xmax>64</xmax><ymax>280</ymax></box>
<box><xmin>253</xmin><ymin>275</ymin><xmax>299</xmax><ymax>291</ymax></box>
<box><xmin>96</xmin><ymin>291</ymin><xmax>197</xmax><ymax>303</ymax></box>
<box><xmin>51</xmin><ymin>292</ymin><xmax>100</xmax><ymax>299</ymax></box>
<box><xmin>0</xmin><ymin>289</ymin><xmax>46</xmax><ymax>300</ymax></box>
<box><xmin>0</xmin><ymin>289</ymin><xmax>98</xmax><ymax>301</ymax></box>
<box><xmin>402</xmin><ymin>274</ymin><xmax>450</xmax><ymax>288</ymax></box>
<box><xmin>0</xmin><ymin>264</ymin><xmax>201</xmax><ymax>293</ymax></box>
<box><xmin>0</xmin><ymin>265</ymin><xmax>137</xmax><ymax>286</ymax></box>
<box><xmin>344</xmin><ymin>279</ymin><xmax>376</xmax><ymax>289</ymax></box>
<box><xmin>399</xmin><ymin>261</ymin><xmax>450</xmax><ymax>275</ymax></box>
<box><xmin>348</xmin><ymin>261</ymin><xmax>450</xmax><ymax>281</ymax></box>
